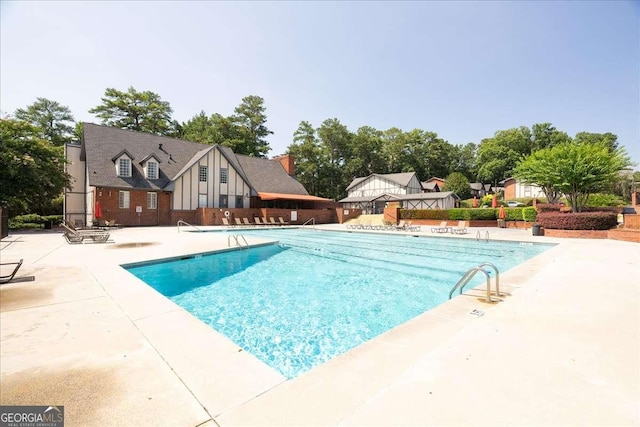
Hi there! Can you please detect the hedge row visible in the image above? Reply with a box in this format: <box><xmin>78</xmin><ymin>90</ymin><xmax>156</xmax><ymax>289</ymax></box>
<box><xmin>536</xmin><ymin>212</ymin><xmax>617</xmax><ymax>230</ymax></box>
<box><xmin>9</xmin><ymin>214</ymin><xmax>63</xmax><ymax>229</ymax></box>
<box><xmin>400</xmin><ymin>208</ymin><xmax>537</xmax><ymax>222</ymax></box>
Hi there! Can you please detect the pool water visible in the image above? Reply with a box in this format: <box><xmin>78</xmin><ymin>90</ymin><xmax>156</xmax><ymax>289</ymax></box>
<box><xmin>124</xmin><ymin>229</ymin><xmax>553</xmax><ymax>378</ymax></box>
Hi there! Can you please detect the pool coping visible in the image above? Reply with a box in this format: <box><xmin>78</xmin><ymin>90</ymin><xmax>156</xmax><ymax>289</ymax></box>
<box><xmin>1</xmin><ymin>225</ymin><xmax>638</xmax><ymax>426</ymax></box>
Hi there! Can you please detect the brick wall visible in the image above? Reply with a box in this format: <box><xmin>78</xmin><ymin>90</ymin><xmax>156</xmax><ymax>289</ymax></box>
<box><xmin>384</xmin><ymin>207</ymin><xmax>401</xmax><ymax>225</ymax></box>
<box><xmin>95</xmin><ymin>188</ymin><xmax>171</xmax><ymax>226</ymax></box>
<box><xmin>623</xmin><ymin>214</ymin><xmax>640</xmax><ymax>229</ymax></box>
<box><xmin>337</xmin><ymin>208</ymin><xmax>362</xmax><ymax>224</ymax></box>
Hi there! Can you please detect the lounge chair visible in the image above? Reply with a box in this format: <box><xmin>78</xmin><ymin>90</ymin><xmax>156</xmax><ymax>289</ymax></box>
<box><xmin>222</xmin><ymin>218</ymin><xmax>234</xmax><ymax>227</ymax></box>
<box><xmin>451</xmin><ymin>221</ymin><xmax>468</xmax><ymax>235</ymax></box>
<box><xmin>0</xmin><ymin>259</ymin><xmax>34</xmax><ymax>284</ymax></box>
<box><xmin>235</xmin><ymin>218</ymin><xmax>243</xmax><ymax>227</ymax></box>
<box><xmin>394</xmin><ymin>220</ymin><xmax>407</xmax><ymax>231</ymax></box>
<box><xmin>60</xmin><ymin>222</ymin><xmax>110</xmax><ymax>244</ymax></box>
<box><xmin>431</xmin><ymin>221</ymin><xmax>451</xmax><ymax>233</ymax></box>
<box><xmin>254</xmin><ymin>217</ymin><xmax>266</xmax><ymax>226</ymax></box>
<box><xmin>278</xmin><ymin>217</ymin><xmax>289</xmax><ymax>226</ymax></box>
<box><xmin>262</xmin><ymin>217</ymin><xmax>270</xmax><ymax>226</ymax></box>
<box><xmin>269</xmin><ymin>217</ymin><xmax>279</xmax><ymax>226</ymax></box>
<box><xmin>242</xmin><ymin>218</ymin><xmax>254</xmax><ymax>226</ymax></box>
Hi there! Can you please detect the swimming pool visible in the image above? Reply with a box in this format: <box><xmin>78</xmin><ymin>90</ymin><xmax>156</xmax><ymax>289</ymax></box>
<box><xmin>124</xmin><ymin>229</ymin><xmax>553</xmax><ymax>378</ymax></box>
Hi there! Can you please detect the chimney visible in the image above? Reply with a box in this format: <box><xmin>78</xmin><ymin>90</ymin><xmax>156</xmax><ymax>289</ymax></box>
<box><xmin>274</xmin><ymin>154</ymin><xmax>295</xmax><ymax>176</ymax></box>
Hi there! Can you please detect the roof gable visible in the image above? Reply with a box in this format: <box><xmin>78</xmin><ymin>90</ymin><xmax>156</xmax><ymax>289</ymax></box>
<box><xmin>236</xmin><ymin>155</ymin><xmax>309</xmax><ymax>195</ymax></box>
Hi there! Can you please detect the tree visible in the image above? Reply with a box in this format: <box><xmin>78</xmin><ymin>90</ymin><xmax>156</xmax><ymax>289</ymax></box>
<box><xmin>477</xmin><ymin>126</ymin><xmax>532</xmax><ymax>187</ymax></box>
<box><xmin>287</xmin><ymin>121</ymin><xmax>324</xmax><ymax>195</ymax></box>
<box><xmin>14</xmin><ymin>97</ymin><xmax>75</xmax><ymax>146</ymax></box>
<box><xmin>232</xmin><ymin>95</ymin><xmax>272</xmax><ymax>157</ymax></box>
<box><xmin>449</xmin><ymin>143</ymin><xmax>477</xmax><ymax>181</ymax></box>
<box><xmin>514</xmin><ymin>142</ymin><xmax>631</xmax><ymax>212</ymax></box>
<box><xmin>89</xmin><ymin>86</ymin><xmax>174</xmax><ymax>135</ymax></box>
<box><xmin>443</xmin><ymin>172</ymin><xmax>470</xmax><ymax>199</ymax></box>
<box><xmin>0</xmin><ymin>119</ymin><xmax>72</xmax><ymax>215</ymax></box>
<box><xmin>317</xmin><ymin>118</ymin><xmax>352</xmax><ymax>199</ymax></box>
<box><xmin>574</xmin><ymin>131</ymin><xmax>618</xmax><ymax>152</ymax></box>
<box><xmin>531</xmin><ymin>122</ymin><xmax>571</xmax><ymax>151</ymax></box>
<box><xmin>345</xmin><ymin>126</ymin><xmax>385</xmax><ymax>179</ymax></box>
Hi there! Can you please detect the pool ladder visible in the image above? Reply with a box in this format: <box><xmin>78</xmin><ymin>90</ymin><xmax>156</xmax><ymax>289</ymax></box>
<box><xmin>228</xmin><ymin>234</ymin><xmax>249</xmax><ymax>249</ymax></box>
<box><xmin>177</xmin><ymin>219</ymin><xmax>202</xmax><ymax>232</ymax></box>
<box><xmin>449</xmin><ymin>262</ymin><xmax>501</xmax><ymax>303</ymax></box>
<box><xmin>476</xmin><ymin>230</ymin><xmax>490</xmax><ymax>242</ymax></box>
<box><xmin>302</xmin><ymin>217</ymin><xmax>316</xmax><ymax>228</ymax></box>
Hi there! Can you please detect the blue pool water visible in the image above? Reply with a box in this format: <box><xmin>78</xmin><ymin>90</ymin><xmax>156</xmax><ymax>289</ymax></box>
<box><xmin>124</xmin><ymin>229</ymin><xmax>553</xmax><ymax>378</ymax></box>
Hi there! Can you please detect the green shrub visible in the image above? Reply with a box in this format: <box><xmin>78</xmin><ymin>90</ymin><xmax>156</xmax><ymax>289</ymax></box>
<box><xmin>522</xmin><ymin>207</ymin><xmax>537</xmax><ymax>222</ymax></box>
<box><xmin>12</xmin><ymin>213</ymin><xmax>45</xmax><ymax>224</ymax></box>
<box><xmin>448</xmin><ymin>208</ymin><xmax>470</xmax><ymax>220</ymax></box>
<box><xmin>468</xmin><ymin>208</ymin><xmax>497</xmax><ymax>220</ymax></box>
<box><xmin>400</xmin><ymin>209</ymin><xmax>449</xmax><ymax>220</ymax></box>
<box><xmin>537</xmin><ymin>212</ymin><xmax>617</xmax><ymax>230</ymax></box>
<box><xmin>42</xmin><ymin>215</ymin><xmax>63</xmax><ymax>225</ymax></box>
<box><xmin>503</xmin><ymin>207</ymin><xmax>523</xmax><ymax>221</ymax></box>
<box><xmin>586</xmin><ymin>193</ymin><xmax>622</xmax><ymax>207</ymax></box>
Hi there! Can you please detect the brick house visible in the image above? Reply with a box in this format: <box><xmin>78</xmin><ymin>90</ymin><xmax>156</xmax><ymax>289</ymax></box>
<box><xmin>500</xmin><ymin>177</ymin><xmax>545</xmax><ymax>200</ymax></box>
<box><xmin>64</xmin><ymin>124</ymin><xmax>333</xmax><ymax>227</ymax></box>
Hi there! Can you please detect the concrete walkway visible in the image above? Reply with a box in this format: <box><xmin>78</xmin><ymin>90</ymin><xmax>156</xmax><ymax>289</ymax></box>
<box><xmin>1</xmin><ymin>226</ymin><xmax>638</xmax><ymax>426</ymax></box>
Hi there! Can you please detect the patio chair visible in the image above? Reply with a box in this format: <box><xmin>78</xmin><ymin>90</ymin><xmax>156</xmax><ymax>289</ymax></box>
<box><xmin>269</xmin><ymin>217</ymin><xmax>279</xmax><ymax>226</ymax></box>
<box><xmin>243</xmin><ymin>218</ymin><xmax>254</xmax><ymax>226</ymax></box>
<box><xmin>278</xmin><ymin>217</ymin><xmax>289</xmax><ymax>226</ymax></box>
<box><xmin>0</xmin><ymin>259</ymin><xmax>34</xmax><ymax>284</ymax></box>
<box><xmin>222</xmin><ymin>218</ymin><xmax>234</xmax><ymax>227</ymax></box>
<box><xmin>262</xmin><ymin>217</ymin><xmax>270</xmax><ymax>226</ymax></box>
<box><xmin>60</xmin><ymin>222</ymin><xmax>110</xmax><ymax>244</ymax></box>
<box><xmin>235</xmin><ymin>218</ymin><xmax>243</xmax><ymax>227</ymax></box>
<box><xmin>451</xmin><ymin>221</ymin><xmax>468</xmax><ymax>235</ymax></box>
<box><xmin>254</xmin><ymin>217</ymin><xmax>266</xmax><ymax>226</ymax></box>
<box><xmin>431</xmin><ymin>221</ymin><xmax>451</xmax><ymax>233</ymax></box>
<box><xmin>394</xmin><ymin>220</ymin><xmax>407</xmax><ymax>231</ymax></box>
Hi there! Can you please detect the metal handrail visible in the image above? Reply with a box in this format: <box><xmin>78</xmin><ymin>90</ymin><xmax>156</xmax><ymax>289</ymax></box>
<box><xmin>476</xmin><ymin>230</ymin><xmax>490</xmax><ymax>242</ymax></box>
<box><xmin>449</xmin><ymin>264</ymin><xmax>500</xmax><ymax>303</ymax></box>
<box><xmin>227</xmin><ymin>234</ymin><xmax>249</xmax><ymax>249</ymax></box>
<box><xmin>477</xmin><ymin>262</ymin><xmax>501</xmax><ymax>297</ymax></box>
<box><xmin>302</xmin><ymin>218</ymin><xmax>316</xmax><ymax>227</ymax></box>
<box><xmin>177</xmin><ymin>219</ymin><xmax>201</xmax><ymax>232</ymax></box>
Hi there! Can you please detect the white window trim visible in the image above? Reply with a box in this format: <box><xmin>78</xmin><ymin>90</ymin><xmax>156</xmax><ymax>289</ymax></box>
<box><xmin>199</xmin><ymin>166</ymin><xmax>208</xmax><ymax>182</ymax></box>
<box><xmin>147</xmin><ymin>192</ymin><xmax>157</xmax><ymax>209</ymax></box>
<box><xmin>146</xmin><ymin>161</ymin><xmax>158</xmax><ymax>179</ymax></box>
<box><xmin>119</xmin><ymin>190</ymin><xmax>130</xmax><ymax>209</ymax></box>
<box><xmin>117</xmin><ymin>157</ymin><xmax>132</xmax><ymax>177</ymax></box>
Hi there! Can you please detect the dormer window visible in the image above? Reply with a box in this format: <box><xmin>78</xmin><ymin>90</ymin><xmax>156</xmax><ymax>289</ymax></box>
<box><xmin>147</xmin><ymin>160</ymin><xmax>158</xmax><ymax>179</ymax></box>
<box><xmin>118</xmin><ymin>158</ymin><xmax>131</xmax><ymax>177</ymax></box>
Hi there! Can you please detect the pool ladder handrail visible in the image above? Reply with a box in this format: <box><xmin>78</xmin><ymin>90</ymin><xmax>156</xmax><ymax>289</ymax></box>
<box><xmin>177</xmin><ymin>219</ymin><xmax>202</xmax><ymax>232</ymax></box>
<box><xmin>302</xmin><ymin>217</ymin><xmax>316</xmax><ymax>228</ymax></box>
<box><xmin>476</xmin><ymin>230</ymin><xmax>490</xmax><ymax>242</ymax></box>
<box><xmin>449</xmin><ymin>262</ymin><xmax>501</xmax><ymax>302</ymax></box>
<box><xmin>228</xmin><ymin>234</ymin><xmax>249</xmax><ymax>249</ymax></box>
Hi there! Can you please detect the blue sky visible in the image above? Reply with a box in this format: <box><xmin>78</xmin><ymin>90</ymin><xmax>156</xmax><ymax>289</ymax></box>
<box><xmin>1</xmin><ymin>1</ymin><xmax>638</xmax><ymax>167</ymax></box>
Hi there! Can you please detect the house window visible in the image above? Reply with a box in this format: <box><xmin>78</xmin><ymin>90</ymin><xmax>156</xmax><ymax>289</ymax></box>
<box><xmin>198</xmin><ymin>194</ymin><xmax>207</xmax><ymax>208</ymax></box>
<box><xmin>147</xmin><ymin>192</ymin><xmax>157</xmax><ymax>209</ymax></box>
<box><xmin>147</xmin><ymin>161</ymin><xmax>158</xmax><ymax>179</ymax></box>
<box><xmin>118</xmin><ymin>158</ymin><xmax>131</xmax><ymax>177</ymax></box>
<box><xmin>199</xmin><ymin>166</ymin><xmax>208</xmax><ymax>182</ymax></box>
<box><xmin>235</xmin><ymin>196</ymin><xmax>243</xmax><ymax>208</ymax></box>
<box><xmin>119</xmin><ymin>191</ymin><xmax>130</xmax><ymax>208</ymax></box>
<box><xmin>220</xmin><ymin>168</ymin><xmax>228</xmax><ymax>184</ymax></box>
<box><xmin>219</xmin><ymin>195</ymin><xmax>228</xmax><ymax>208</ymax></box>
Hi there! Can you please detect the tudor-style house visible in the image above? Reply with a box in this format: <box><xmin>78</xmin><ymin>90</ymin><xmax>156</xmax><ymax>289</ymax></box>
<box><xmin>64</xmin><ymin>124</ymin><xmax>333</xmax><ymax>227</ymax></box>
<box><xmin>339</xmin><ymin>172</ymin><xmax>459</xmax><ymax>214</ymax></box>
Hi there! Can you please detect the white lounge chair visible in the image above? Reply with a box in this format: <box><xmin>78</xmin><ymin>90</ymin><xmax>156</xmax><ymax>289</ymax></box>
<box><xmin>451</xmin><ymin>221</ymin><xmax>468</xmax><ymax>235</ymax></box>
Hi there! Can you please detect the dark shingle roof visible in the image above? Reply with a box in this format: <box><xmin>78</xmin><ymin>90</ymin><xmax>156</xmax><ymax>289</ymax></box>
<box><xmin>83</xmin><ymin>123</ymin><xmax>207</xmax><ymax>190</ymax></box>
<box><xmin>236</xmin><ymin>154</ymin><xmax>309</xmax><ymax>195</ymax></box>
<box><xmin>82</xmin><ymin>123</ymin><xmax>309</xmax><ymax>196</ymax></box>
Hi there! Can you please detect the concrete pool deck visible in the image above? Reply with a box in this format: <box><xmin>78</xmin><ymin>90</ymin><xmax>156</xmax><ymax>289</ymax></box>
<box><xmin>1</xmin><ymin>225</ymin><xmax>638</xmax><ymax>426</ymax></box>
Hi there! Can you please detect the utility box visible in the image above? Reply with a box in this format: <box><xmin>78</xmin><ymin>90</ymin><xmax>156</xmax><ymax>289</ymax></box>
<box><xmin>532</xmin><ymin>223</ymin><xmax>543</xmax><ymax>236</ymax></box>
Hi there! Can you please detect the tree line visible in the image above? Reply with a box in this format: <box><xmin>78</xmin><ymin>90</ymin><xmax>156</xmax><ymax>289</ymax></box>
<box><xmin>1</xmin><ymin>86</ymin><xmax>633</xmax><ymax>216</ymax></box>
